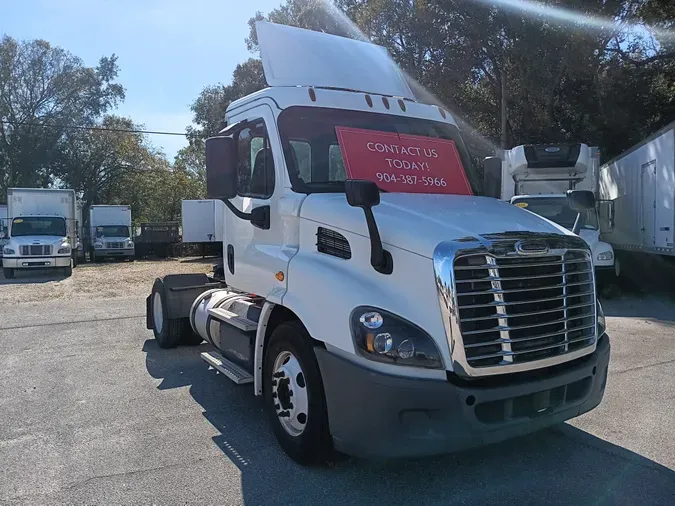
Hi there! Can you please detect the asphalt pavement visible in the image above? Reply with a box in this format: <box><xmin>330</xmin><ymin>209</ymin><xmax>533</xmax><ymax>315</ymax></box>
<box><xmin>1</xmin><ymin>294</ymin><xmax>674</xmax><ymax>505</ymax></box>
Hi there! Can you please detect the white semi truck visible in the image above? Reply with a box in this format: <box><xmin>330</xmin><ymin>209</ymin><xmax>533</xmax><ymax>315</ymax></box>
<box><xmin>489</xmin><ymin>143</ymin><xmax>618</xmax><ymax>278</ymax></box>
<box><xmin>2</xmin><ymin>188</ymin><xmax>77</xmax><ymax>279</ymax></box>
<box><xmin>145</xmin><ymin>22</ymin><xmax>610</xmax><ymax>464</ymax></box>
<box><xmin>89</xmin><ymin>205</ymin><xmax>134</xmax><ymax>262</ymax></box>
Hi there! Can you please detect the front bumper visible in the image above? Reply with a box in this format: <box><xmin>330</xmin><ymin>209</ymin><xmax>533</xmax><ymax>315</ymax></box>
<box><xmin>3</xmin><ymin>256</ymin><xmax>71</xmax><ymax>268</ymax></box>
<box><xmin>95</xmin><ymin>248</ymin><xmax>134</xmax><ymax>257</ymax></box>
<box><xmin>315</xmin><ymin>335</ymin><xmax>610</xmax><ymax>459</ymax></box>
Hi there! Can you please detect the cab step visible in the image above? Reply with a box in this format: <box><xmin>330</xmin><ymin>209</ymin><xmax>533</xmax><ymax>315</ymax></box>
<box><xmin>200</xmin><ymin>351</ymin><xmax>253</xmax><ymax>385</ymax></box>
<box><xmin>207</xmin><ymin>307</ymin><xmax>258</xmax><ymax>332</ymax></box>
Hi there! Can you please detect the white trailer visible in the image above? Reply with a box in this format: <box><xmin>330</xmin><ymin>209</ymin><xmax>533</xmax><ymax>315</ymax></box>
<box><xmin>88</xmin><ymin>205</ymin><xmax>134</xmax><ymax>262</ymax></box>
<box><xmin>2</xmin><ymin>188</ymin><xmax>77</xmax><ymax>278</ymax></box>
<box><xmin>181</xmin><ymin>199</ymin><xmax>225</xmax><ymax>246</ymax></box>
<box><xmin>598</xmin><ymin>121</ymin><xmax>675</xmax><ymax>257</ymax></box>
<box><xmin>144</xmin><ymin>22</ymin><xmax>609</xmax><ymax>465</ymax></box>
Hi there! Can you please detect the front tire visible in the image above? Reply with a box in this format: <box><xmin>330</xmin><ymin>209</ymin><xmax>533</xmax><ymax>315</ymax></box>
<box><xmin>64</xmin><ymin>261</ymin><xmax>73</xmax><ymax>277</ymax></box>
<box><xmin>263</xmin><ymin>321</ymin><xmax>332</xmax><ymax>465</ymax></box>
<box><xmin>3</xmin><ymin>268</ymin><xmax>15</xmax><ymax>279</ymax></box>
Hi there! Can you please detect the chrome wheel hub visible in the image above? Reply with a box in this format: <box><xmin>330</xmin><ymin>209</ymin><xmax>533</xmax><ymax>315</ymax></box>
<box><xmin>271</xmin><ymin>350</ymin><xmax>308</xmax><ymax>437</ymax></box>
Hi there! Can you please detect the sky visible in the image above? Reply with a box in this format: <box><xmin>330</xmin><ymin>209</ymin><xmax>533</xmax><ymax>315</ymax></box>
<box><xmin>1</xmin><ymin>0</ymin><xmax>283</xmax><ymax>160</ymax></box>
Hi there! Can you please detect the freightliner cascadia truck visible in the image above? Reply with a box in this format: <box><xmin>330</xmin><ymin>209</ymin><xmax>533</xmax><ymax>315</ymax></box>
<box><xmin>146</xmin><ymin>22</ymin><xmax>610</xmax><ymax>464</ymax></box>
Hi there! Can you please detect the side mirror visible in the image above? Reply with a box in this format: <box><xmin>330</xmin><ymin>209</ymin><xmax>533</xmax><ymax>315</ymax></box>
<box><xmin>345</xmin><ymin>179</ymin><xmax>392</xmax><ymax>275</ymax></box>
<box><xmin>483</xmin><ymin>156</ymin><xmax>502</xmax><ymax>199</ymax></box>
<box><xmin>566</xmin><ymin>190</ymin><xmax>595</xmax><ymax>212</ymax></box>
<box><xmin>345</xmin><ymin>179</ymin><xmax>380</xmax><ymax>208</ymax></box>
<box><xmin>206</xmin><ymin>136</ymin><xmax>237</xmax><ymax>200</ymax></box>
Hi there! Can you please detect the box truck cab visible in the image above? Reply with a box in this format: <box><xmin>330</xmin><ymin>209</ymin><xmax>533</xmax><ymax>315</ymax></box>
<box><xmin>2</xmin><ymin>188</ymin><xmax>77</xmax><ymax>279</ymax></box>
<box><xmin>89</xmin><ymin>205</ymin><xmax>134</xmax><ymax>262</ymax></box>
<box><xmin>145</xmin><ymin>22</ymin><xmax>609</xmax><ymax>464</ymax></box>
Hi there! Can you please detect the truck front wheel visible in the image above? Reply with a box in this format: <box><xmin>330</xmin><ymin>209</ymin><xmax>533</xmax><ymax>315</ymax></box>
<box><xmin>263</xmin><ymin>321</ymin><xmax>332</xmax><ymax>465</ymax></box>
<box><xmin>63</xmin><ymin>262</ymin><xmax>73</xmax><ymax>278</ymax></box>
<box><xmin>3</xmin><ymin>268</ymin><xmax>15</xmax><ymax>279</ymax></box>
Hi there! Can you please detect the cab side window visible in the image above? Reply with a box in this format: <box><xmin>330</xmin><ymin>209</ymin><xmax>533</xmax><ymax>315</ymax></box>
<box><xmin>236</xmin><ymin>121</ymin><xmax>275</xmax><ymax>198</ymax></box>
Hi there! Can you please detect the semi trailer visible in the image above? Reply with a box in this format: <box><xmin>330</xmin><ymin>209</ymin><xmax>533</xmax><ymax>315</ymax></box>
<box><xmin>487</xmin><ymin>144</ymin><xmax>617</xmax><ymax>277</ymax></box>
<box><xmin>2</xmin><ymin>188</ymin><xmax>77</xmax><ymax>278</ymax></box>
<box><xmin>89</xmin><ymin>205</ymin><xmax>134</xmax><ymax>262</ymax></box>
<box><xmin>181</xmin><ymin>199</ymin><xmax>225</xmax><ymax>257</ymax></box>
<box><xmin>145</xmin><ymin>22</ymin><xmax>610</xmax><ymax>464</ymax></box>
<box><xmin>598</xmin><ymin>121</ymin><xmax>675</xmax><ymax>259</ymax></box>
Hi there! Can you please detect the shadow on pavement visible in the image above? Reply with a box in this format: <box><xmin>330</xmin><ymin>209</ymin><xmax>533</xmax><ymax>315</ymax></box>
<box><xmin>602</xmin><ymin>295</ymin><xmax>675</xmax><ymax>322</ymax></box>
<box><xmin>143</xmin><ymin>339</ymin><xmax>675</xmax><ymax>505</ymax></box>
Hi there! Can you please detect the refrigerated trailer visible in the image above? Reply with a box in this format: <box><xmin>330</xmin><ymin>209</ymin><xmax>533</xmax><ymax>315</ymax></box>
<box><xmin>598</xmin><ymin>121</ymin><xmax>675</xmax><ymax>256</ymax></box>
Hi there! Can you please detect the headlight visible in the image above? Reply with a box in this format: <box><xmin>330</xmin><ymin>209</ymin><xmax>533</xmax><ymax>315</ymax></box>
<box><xmin>3</xmin><ymin>247</ymin><xmax>15</xmax><ymax>255</ymax></box>
<box><xmin>95</xmin><ymin>243</ymin><xmax>103</xmax><ymax>249</ymax></box>
<box><xmin>57</xmin><ymin>246</ymin><xmax>71</xmax><ymax>254</ymax></box>
<box><xmin>350</xmin><ymin>307</ymin><xmax>444</xmax><ymax>369</ymax></box>
<box><xmin>597</xmin><ymin>300</ymin><xmax>606</xmax><ymax>337</ymax></box>
<box><xmin>126</xmin><ymin>241</ymin><xmax>134</xmax><ymax>248</ymax></box>
<box><xmin>597</xmin><ymin>251</ymin><xmax>613</xmax><ymax>261</ymax></box>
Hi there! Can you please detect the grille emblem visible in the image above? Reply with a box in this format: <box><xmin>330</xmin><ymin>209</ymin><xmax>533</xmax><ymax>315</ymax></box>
<box><xmin>515</xmin><ymin>240</ymin><xmax>549</xmax><ymax>255</ymax></box>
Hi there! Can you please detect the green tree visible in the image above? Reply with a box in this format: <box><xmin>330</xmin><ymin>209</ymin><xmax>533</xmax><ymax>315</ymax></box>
<box><xmin>0</xmin><ymin>36</ymin><xmax>124</xmax><ymax>195</ymax></box>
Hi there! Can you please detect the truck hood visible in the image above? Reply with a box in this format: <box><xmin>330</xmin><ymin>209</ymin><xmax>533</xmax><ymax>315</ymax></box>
<box><xmin>300</xmin><ymin>193</ymin><xmax>573</xmax><ymax>258</ymax></box>
<box><xmin>8</xmin><ymin>235</ymin><xmax>68</xmax><ymax>247</ymax></box>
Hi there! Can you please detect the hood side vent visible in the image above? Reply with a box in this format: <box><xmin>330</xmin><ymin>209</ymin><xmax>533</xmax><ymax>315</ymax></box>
<box><xmin>316</xmin><ymin>227</ymin><xmax>351</xmax><ymax>259</ymax></box>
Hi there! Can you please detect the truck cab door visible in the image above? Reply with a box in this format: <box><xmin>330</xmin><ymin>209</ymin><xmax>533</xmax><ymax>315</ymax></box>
<box><xmin>224</xmin><ymin>105</ymin><xmax>287</xmax><ymax>299</ymax></box>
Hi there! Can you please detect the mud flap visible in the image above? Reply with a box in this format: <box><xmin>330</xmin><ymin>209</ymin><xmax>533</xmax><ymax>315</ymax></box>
<box><xmin>146</xmin><ymin>294</ymin><xmax>154</xmax><ymax>330</ymax></box>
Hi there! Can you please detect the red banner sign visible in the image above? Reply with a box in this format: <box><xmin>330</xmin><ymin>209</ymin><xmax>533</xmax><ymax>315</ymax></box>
<box><xmin>335</xmin><ymin>127</ymin><xmax>472</xmax><ymax>195</ymax></box>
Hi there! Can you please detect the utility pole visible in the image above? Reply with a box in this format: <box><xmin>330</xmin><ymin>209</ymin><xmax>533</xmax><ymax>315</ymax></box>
<box><xmin>500</xmin><ymin>67</ymin><xmax>508</xmax><ymax>150</ymax></box>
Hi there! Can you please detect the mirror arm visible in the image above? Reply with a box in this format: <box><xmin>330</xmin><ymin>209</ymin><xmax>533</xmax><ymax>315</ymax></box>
<box><xmin>221</xmin><ymin>199</ymin><xmax>270</xmax><ymax>230</ymax></box>
<box><xmin>359</xmin><ymin>207</ymin><xmax>393</xmax><ymax>275</ymax></box>
<box><xmin>572</xmin><ymin>213</ymin><xmax>582</xmax><ymax>235</ymax></box>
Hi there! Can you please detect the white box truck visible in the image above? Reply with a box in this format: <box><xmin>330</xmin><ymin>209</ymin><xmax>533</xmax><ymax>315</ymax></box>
<box><xmin>0</xmin><ymin>204</ymin><xmax>8</xmax><ymax>259</ymax></box>
<box><xmin>144</xmin><ymin>22</ymin><xmax>609</xmax><ymax>464</ymax></box>
<box><xmin>488</xmin><ymin>143</ymin><xmax>617</xmax><ymax>277</ymax></box>
<box><xmin>2</xmin><ymin>188</ymin><xmax>77</xmax><ymax>278</ymax></box>
<box><xmin>88</xmin><ymin>205</ymin><xmax>134</xmax><ymax>262</ymax></box>
<box><xmin>598</xmin><ymin>121</ymin><xmax>675</xmax><ymax>258</ymax></box>
<box><xmin>181</xmin><ymin>199</ymin><xmax>225</xmax><ymax>256</ymax></box>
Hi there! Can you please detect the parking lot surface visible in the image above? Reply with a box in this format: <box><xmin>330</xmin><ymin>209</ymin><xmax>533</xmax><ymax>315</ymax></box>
<box><xmin>0</xmin><ymin>266</ymin><xmax>674</xmax><ymax>505</ymax></box>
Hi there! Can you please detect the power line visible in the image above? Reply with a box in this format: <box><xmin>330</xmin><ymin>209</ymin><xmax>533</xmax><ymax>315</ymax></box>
<box><xmin>1</xmin><ymin>120</ymin><xmax>188</xmax><ymax>136</ymax></box>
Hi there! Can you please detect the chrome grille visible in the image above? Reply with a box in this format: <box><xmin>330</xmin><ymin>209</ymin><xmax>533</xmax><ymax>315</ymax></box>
<box><xmin>105</xmin><ymin>242</ymin><xmax>124</xmax><ymax>249</ymax></box>
<box><xmin>454</xmin><ymin>250</ymin><xmax>596</xmax><ymax>368</ymax></box>
<box><xmin>20</xmin><ymin>245</ymin><xmax>52</xmax><ymax>256</ymax></box>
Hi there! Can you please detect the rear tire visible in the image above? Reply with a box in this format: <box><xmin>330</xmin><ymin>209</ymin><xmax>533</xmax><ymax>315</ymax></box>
<box><xmin>3</xmin><ymin>268</ymin><xmax>15</xmax><ymax>279</ymax></box>
<box><xmin>150</xmin><ymin>278</ymin><xmax>185</xmax><ymax>349</ymax></box>
<box><xmin>263</xmin><ymin>321</ymin><xmax>332</xmax><ymax>465</ymax></box>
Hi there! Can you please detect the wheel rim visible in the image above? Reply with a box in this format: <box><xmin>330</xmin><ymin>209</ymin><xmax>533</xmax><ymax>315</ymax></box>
<box><xmin>272</xmin><ymin>350</ymin><xmax>309</xmax><ymax>437</ymax></box>
<box><xmin>153</xmin><ymin>292</ymin><xmax>163</xmax><ymax>334</ymax></box>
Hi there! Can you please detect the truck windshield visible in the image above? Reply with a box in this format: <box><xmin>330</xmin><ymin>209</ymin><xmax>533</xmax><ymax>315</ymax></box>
<box><xmin>11</xmin><ymin>217</ymin><xmax>67</xmax><ymax>237</ymax></box>
<box><xmin>277</xmin><ymin>106</ymin><xmax>478</xmax><ymax>194</ymax></box>
<box><xmin>512</xmin><ymin>197</ymin><xmax>599</xmax><ymax>230</ymax></box>
<box><xmin>96</xmin><ymin>226</ymin><xmax>130</xmax><ymax>237</ymax></box>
